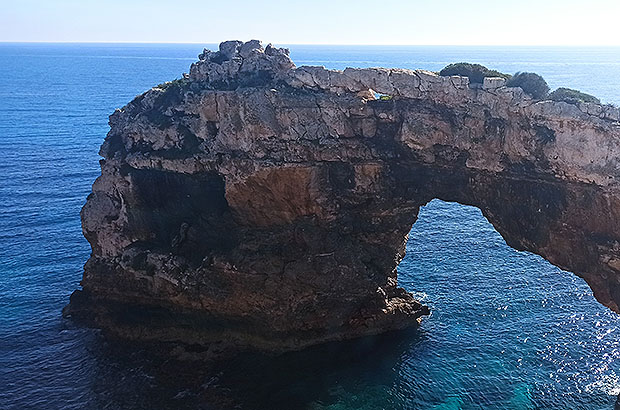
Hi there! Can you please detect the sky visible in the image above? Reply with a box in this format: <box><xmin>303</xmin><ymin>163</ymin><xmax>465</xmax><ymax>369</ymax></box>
<box><xmin>1</xmin><ymin>0</ymin><xmax>620</xmax><ymax>45</ymax></box>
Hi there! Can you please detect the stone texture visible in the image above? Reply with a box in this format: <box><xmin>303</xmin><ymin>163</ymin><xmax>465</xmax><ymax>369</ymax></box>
<box><xmin>65</xmin><ymin>40</ymin><xmax>620</xmax><ymax>352</ymax></box>
<box><xmin>482</xmin><ymin>77</ymin><xmax>506</xmax><ymax>89</ymax></box>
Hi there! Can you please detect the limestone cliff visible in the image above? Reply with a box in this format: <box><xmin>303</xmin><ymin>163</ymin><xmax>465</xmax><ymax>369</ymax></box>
<box><xmin>65</xmin><ymin>40</ymin><xmax>620</xmax><ymax>351</ymax></box>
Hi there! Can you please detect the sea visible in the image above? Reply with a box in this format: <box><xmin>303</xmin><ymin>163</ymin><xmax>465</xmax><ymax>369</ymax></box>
<box><xmin>1</xmin><ymin>43</ymin><xmax>620</xmax><ymax>410</ymax></box>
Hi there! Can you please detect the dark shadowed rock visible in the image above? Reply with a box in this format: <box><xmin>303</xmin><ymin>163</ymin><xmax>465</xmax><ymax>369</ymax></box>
<box><xmin>64</xmin><ymin>40</ymin><xmax>620</xmax><ymax>352</ymax></box>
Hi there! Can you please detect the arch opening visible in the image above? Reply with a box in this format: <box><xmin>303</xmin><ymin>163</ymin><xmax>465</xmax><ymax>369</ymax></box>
<box><xmin>392</xmin><ymin>198</ymin><xmax>620</xmax><ymax>408</ymax></box>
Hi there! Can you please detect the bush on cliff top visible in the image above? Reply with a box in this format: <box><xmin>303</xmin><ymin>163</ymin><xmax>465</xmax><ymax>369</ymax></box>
<box><xmin>440</xmin><ymin>62</ymin><xmax>602</xmax><ymax>104</ymax></box>
<box><xmin>155</xmin><ymin>77</ymin><xmax>189</xmax><ymax>91</ymax></box>
<box><xmin>439</xmin><ymin>62</ymin><xmax>511</xmax><ymax>84</ymax></box>
<box><xmin>549</xmin><ymin>87</ymin><xmax>600</xmax><ymax>105</ymax></box>
<box><xmin>506</xmin><ymin>72</ymin><xmax>550</xmax><ymax>100</ymax></box>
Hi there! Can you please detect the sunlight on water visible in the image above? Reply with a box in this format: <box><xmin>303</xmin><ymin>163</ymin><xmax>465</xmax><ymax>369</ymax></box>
<box><xmin>398</xmin><ymin>199</ymin><xmax>620</xmax><ymax>410</ymax></box>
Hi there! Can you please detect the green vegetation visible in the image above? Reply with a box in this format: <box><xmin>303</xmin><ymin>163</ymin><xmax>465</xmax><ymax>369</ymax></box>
<box><xmin>156</xmin><ymin>77</ymin><xmax>189</xmax><ymax>90</ymax></box>
<box><xmin>506</xmin><ymin>72</ymin><xmax>550</xmax><ymax>100</ymax></box>
<box><xmin>439</xmin><ymin>62</ymin><xmax>603</xmax><ymax>103</ymax></box>
<box><xmin>439</xmin><ymin>62</ymin><xmax>510</xmax><ymax>84</ymax></box>
<box><xmin>548</xmin><ymin>87</ymin><xmax>600</xmax><ymax>105</ymax></box>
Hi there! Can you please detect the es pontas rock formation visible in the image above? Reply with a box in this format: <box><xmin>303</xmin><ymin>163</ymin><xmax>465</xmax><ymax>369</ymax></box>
<box><xmin>65</xmin><ymin>40</ymin><xmax>620</xmax><ymax>351</ymax></box>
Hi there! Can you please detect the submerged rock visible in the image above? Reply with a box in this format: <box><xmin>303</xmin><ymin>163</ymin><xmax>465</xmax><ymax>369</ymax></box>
<box><xmin>65</xmin><ymin>40</ymin><xmax>620</xmax><ymax>351</ymax></box>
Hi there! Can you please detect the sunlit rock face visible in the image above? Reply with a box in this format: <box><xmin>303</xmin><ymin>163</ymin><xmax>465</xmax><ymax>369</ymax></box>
<box><xmin>65</xmin><ymin>40</ymin><xmax>620</xmax><ymax>351</ymax></box>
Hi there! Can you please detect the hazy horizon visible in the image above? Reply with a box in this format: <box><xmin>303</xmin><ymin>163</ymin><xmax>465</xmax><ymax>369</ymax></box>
<box><xmin>2</xmin><ymin>42</ymin><xmax>620</xmax><ymax>48</ymax></box>
<box><xmin>2</xmin><ymin>0</ymin><xmax>619</xmax><ymax>46</ymax></box>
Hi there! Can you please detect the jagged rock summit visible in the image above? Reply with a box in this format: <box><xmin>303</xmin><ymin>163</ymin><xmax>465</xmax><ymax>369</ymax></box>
<box><xmin>65</xmin><ymin>40</ymin><xmax>620</xmax><ymax>351</ymax></box>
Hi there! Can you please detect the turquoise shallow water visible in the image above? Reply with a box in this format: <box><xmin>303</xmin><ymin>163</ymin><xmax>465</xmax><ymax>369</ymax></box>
<box><xmin>1</xmin><ymin>43</ymin><xmax>619</xmax><ymax>409</ymax></box>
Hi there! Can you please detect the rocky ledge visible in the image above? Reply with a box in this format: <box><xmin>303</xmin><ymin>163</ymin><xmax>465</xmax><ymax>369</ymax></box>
<box><xmin>65</xmin><ymin>40</ymin><xmax>620</xmax><ymax>351</ymax></box>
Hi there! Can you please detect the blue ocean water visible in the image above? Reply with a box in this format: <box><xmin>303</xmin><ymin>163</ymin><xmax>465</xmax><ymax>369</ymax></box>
<box><xmin>1</xmin><ymin>43</ymin><xmax>619</xmax><ymax>410</ymax></box>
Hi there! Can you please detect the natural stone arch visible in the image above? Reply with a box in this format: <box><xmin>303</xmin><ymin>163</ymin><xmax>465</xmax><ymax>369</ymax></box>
<box><xmin>66</xmin><ymin>40</ymin><xmax>620</xmax><ymax>351</ymax></box>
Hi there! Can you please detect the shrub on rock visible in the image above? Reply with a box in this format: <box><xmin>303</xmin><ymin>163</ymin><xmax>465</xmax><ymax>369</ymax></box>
<box><xmin>439</xmin><ymin>62</ymin><xmax>510</xmax><ymax>84</ymax></box>
<box><xmin>506</xmin><ymin>72</ymin><xmax>550</xmax><ymax>100</ymax></box>
<box><xmin>549</xmin><ymin>87</ymin><xmax>600</xmax><ymax>105</ymax></box>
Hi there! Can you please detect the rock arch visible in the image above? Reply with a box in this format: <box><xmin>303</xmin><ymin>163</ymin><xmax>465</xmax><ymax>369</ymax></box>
<box><xmin>66</xmin><ymin>40</ymin><xmax>620</xmax><ymax>351</ymax></box>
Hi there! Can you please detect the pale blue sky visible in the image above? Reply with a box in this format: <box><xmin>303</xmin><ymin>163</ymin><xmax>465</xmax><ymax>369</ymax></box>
<box><xmin>2</xmin><ymin>0</ymin><xmax>619</xmax><ymax>45</ymax></box>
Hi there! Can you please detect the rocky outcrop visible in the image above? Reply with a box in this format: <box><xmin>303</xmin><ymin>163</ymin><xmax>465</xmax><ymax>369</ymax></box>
<box><xmin>65</xmin><ymin>40</ymin><xmax>620</xmax><ymax>351</ymax></box>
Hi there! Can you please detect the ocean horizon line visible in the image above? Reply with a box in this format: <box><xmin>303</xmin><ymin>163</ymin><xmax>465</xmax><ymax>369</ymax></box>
<box><xmin>1</xmin><ymin>41</ymin><xmax>620</xmax><ymax>48</ymax></box>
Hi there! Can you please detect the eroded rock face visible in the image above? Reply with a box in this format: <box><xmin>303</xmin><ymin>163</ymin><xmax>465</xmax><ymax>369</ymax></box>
<box><xmin>65</xmin><ymin>40</ymin><xmax>620</xmax><ymax>351</ymax></box>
